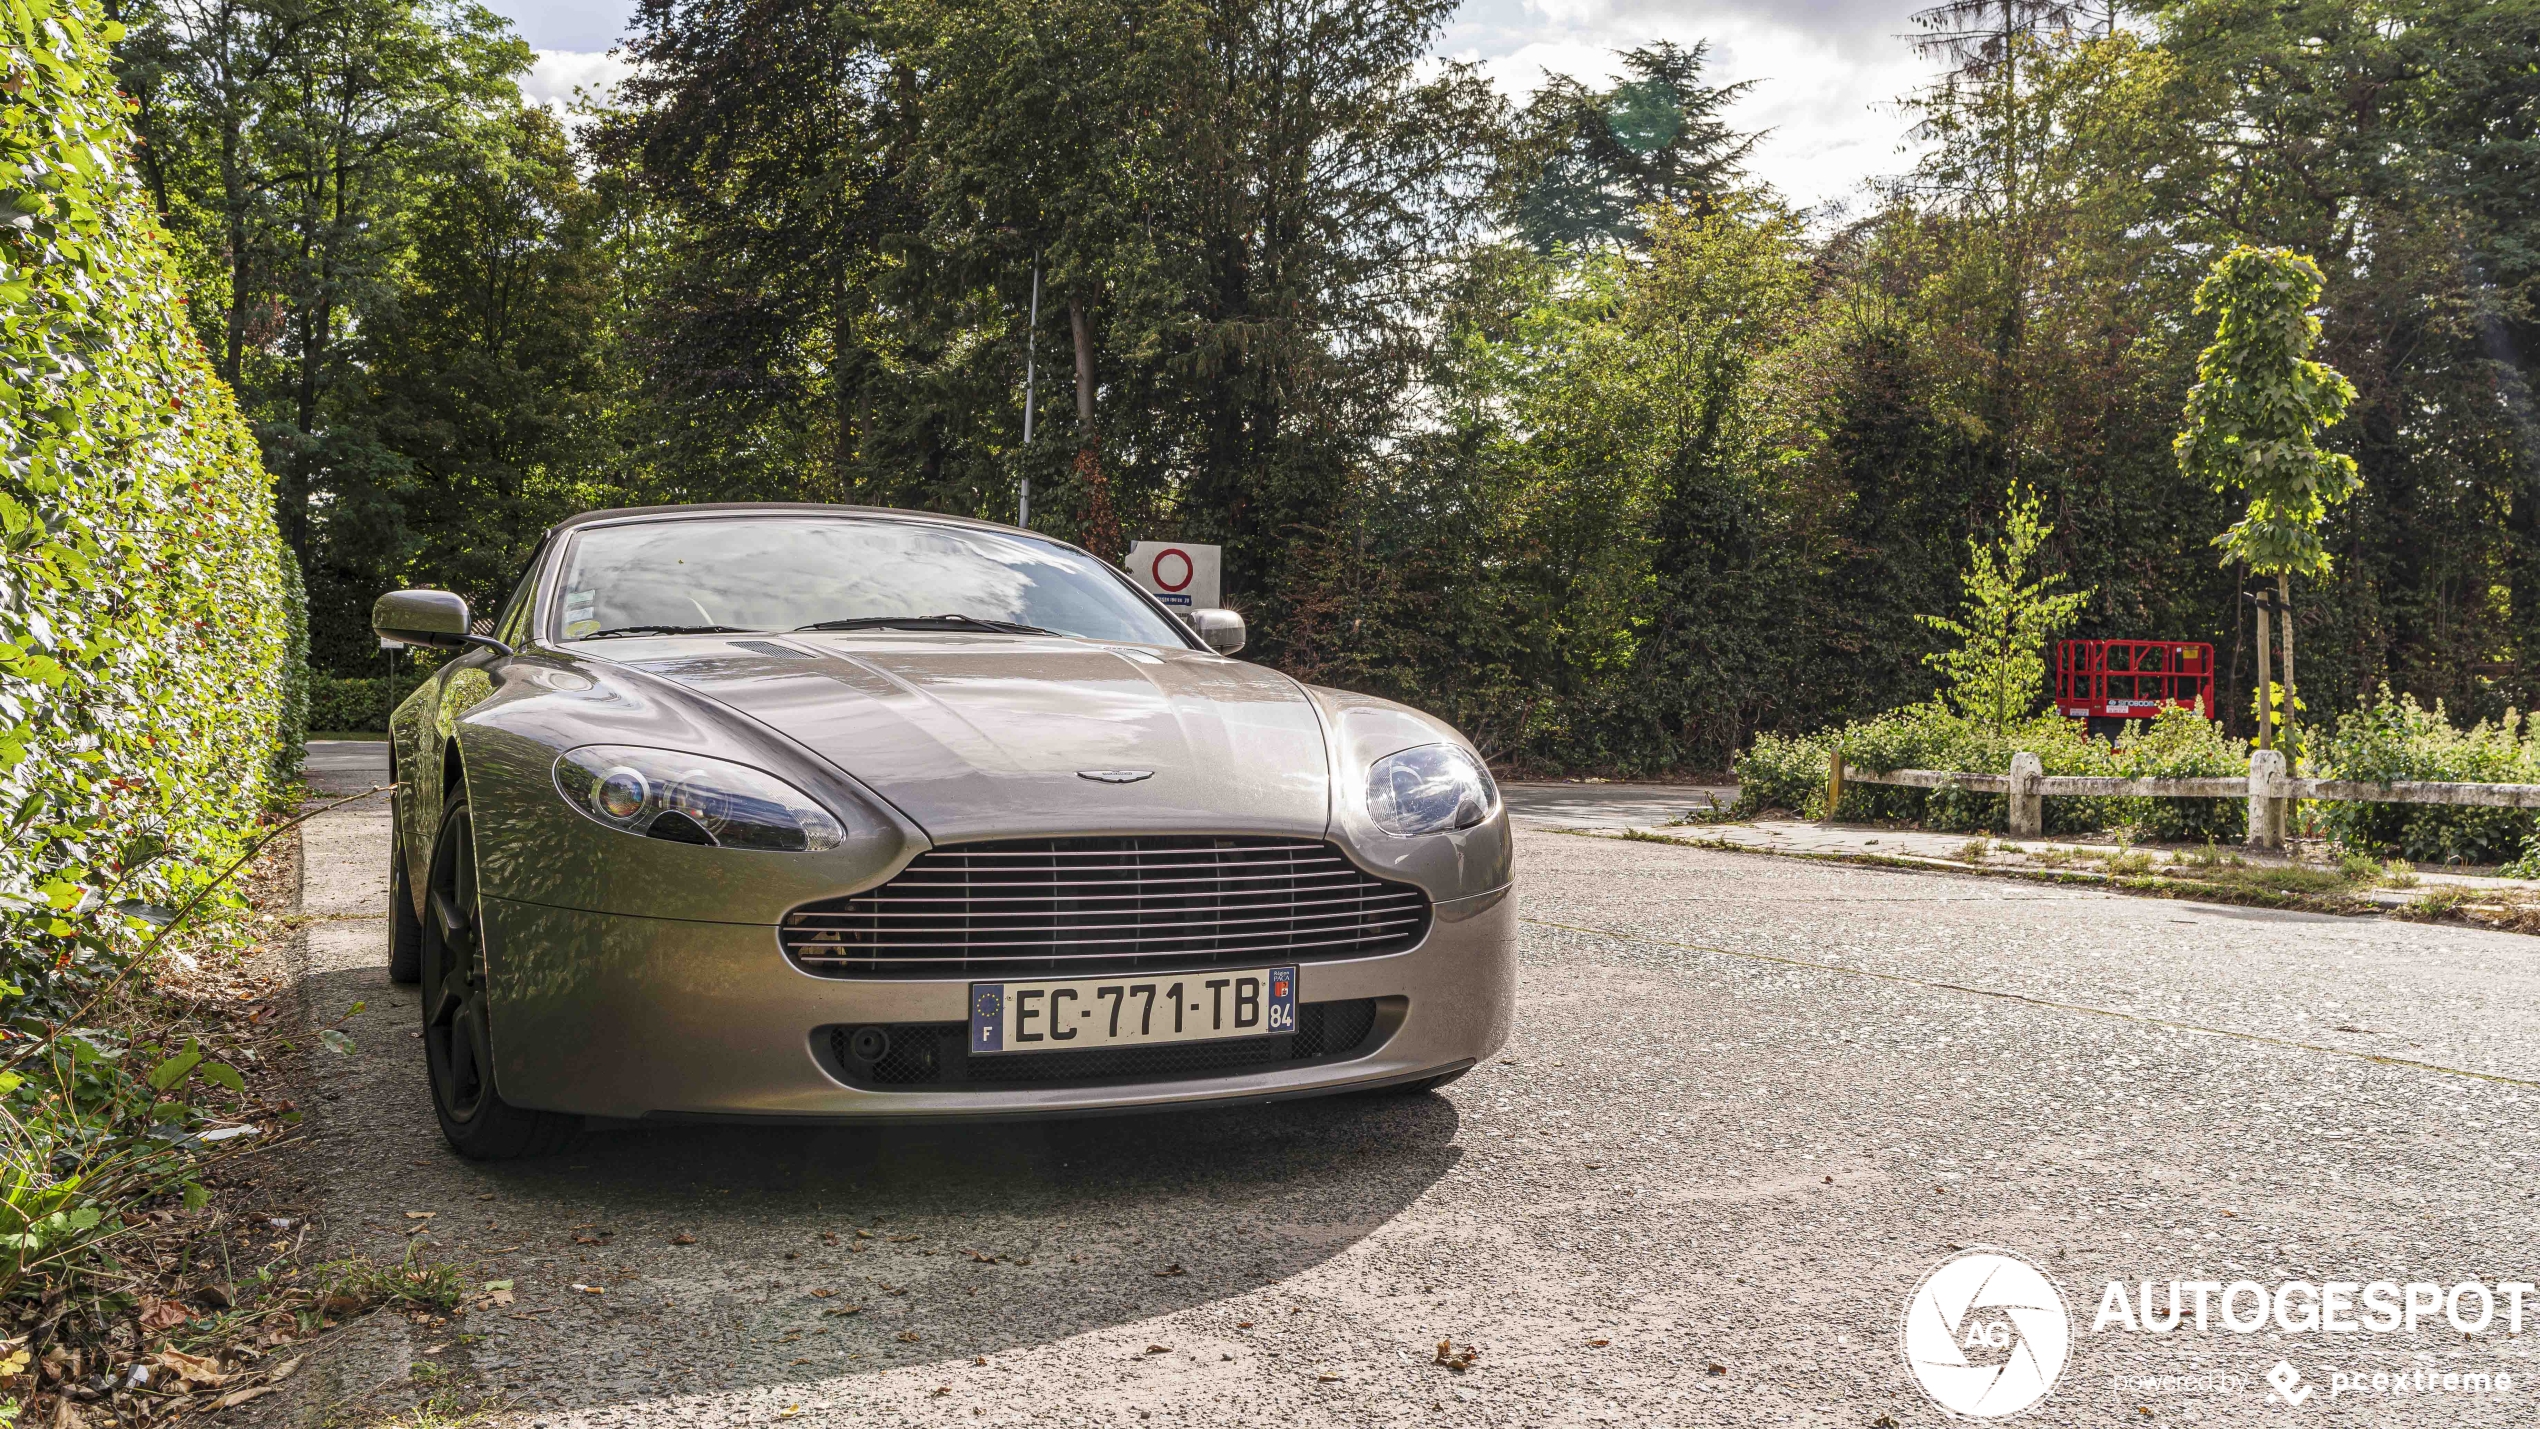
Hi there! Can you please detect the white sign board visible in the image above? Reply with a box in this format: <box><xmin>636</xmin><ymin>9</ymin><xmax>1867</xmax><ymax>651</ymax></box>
<box><xmin>1125</xmin><ymin>541</ymin><xmax>1221</xmax><ymax>614</ymax></box>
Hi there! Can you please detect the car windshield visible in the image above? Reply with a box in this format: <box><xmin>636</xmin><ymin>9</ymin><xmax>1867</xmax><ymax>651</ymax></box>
<box><xmin>554</xmin><ymin>516</ymin><xmax>1190</xmax><ymax>647</ymax></box>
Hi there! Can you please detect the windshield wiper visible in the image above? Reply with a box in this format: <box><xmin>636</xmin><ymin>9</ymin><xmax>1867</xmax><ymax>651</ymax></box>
<box><xmin>579</xmin><ymin>624</ymin><xmax>754</xmax><ymax>640</ymax></box>
<box><xmin>796</xmin><ymin>614</ymin><xmax>1059</xmax><ymax>636</ymax></box>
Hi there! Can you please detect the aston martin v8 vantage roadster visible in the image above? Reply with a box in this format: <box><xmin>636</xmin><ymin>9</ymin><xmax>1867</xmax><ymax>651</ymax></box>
<box><xmin>376</xmin><ymin>504</ymin><xmax>1515</xmax><ymax>1158</ymax></box>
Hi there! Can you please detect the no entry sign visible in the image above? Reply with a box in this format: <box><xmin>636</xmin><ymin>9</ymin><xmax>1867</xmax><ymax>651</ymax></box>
<box><xmin>1124</xmin><ymin>541</ymin><xmax>1221</xmax><ymax>613</ymax></box>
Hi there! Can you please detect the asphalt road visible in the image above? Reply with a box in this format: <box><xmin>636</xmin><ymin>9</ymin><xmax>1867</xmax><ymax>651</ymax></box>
<box><xmin>286</xmin><ymin>745</ymin><xmax>2540</xmax><ymax>1426</ymax></box>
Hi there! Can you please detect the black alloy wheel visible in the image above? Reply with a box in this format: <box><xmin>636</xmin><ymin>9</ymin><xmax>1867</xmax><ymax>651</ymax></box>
<box><xmin>420</xmin><ymin>788</ymin><xmax>576</xmax><ymax>1159</ymax></box>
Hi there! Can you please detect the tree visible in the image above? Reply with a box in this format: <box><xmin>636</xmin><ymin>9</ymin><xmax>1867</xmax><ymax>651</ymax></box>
<box><xmin>2173</xmin><ymin>245</ymin><xmax>2361</xmax><ymax>748</ymax></box>
<box><xmin>1507</xmin><ymin>41</ymin><xmax>1755</xmax><ymax>253</ymax></box>
<box><xmin>1918</xmin><ymin>484</ymin><xmax>2091</xmax><ymax>733</ymax></box>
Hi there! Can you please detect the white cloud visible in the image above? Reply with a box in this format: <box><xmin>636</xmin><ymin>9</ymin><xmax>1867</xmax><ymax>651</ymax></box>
<box><xmin>522</xmin><ymin>48</ymin><xmax>632</xmax><ymax>120</ymax></box>
<box><xmin>1443</xmin><ymin>0</ymin><xmax>1942</xmax><ymax>212</ymax></box>
<box><xmin>498</xmin><ymin>0</ymin><xmax>1938</xmax><ymax>208</ymax></box>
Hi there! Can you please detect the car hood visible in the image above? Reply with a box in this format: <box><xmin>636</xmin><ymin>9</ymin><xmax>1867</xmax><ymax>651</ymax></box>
<box><xmin>599</xmin><ymin>633</ymin><xmax>1330</xmax><ymax>842</ymax></box>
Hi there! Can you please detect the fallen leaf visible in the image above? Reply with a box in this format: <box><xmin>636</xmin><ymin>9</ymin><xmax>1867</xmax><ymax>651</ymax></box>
<box><xmin>267</xmin><ymin>1356</ymin><xmax>304</xmax><ymax>1382</ymax></box>
<box><xmin>154</xmin><ymin>1347</ymin><xmax>228</xmax><ymax>1389</ymax></box>
<box><xmin>671</xmin><ymin>1232</ymin><xmax>697</xmax><ymax>1246</ymax></box>
<box><xmin>889</xmin><ymin>1234</ymin><xmax>919</xmax><ymax>1243</ymax></box>
<box><xmin>973</xmin><ymin>1356</ymin><xmax>988</xmax><ymax>1366</ymax></box>
<box><xmin>965</xmin><ymin>1250</ymin><xmax>998</xmax><ymax>1264</ymax></box>
<box><xmin>1822</xmin><ymin>1175</ymin><xmax>1833</xmax><ymax>1184</ymax></box>
<box><xmin>138</xmin><ymin>1299</ymin><xmax>190</xmax><ymax>1331</ymax></box>
<box><xmin>897</xmin><ymin>1331</ymin><xmax>922</xmax><ymax>1344</ymax></box>
<box><xmin>1706</xmin><ymin>1363</ymin><xmax>1727</xmax><ymax>1376</ymax></box>
<box><xmin>1152</xmin><ymin>1263</ymin><xmax>1186</xmax><ymax>1278</ymax></box>
<box><xmin>854</xmin><ymin>1229</ymin><xmax>874</xmax><ymax>1239</ymax></box>
<box><xmin>404</xmin><ymin>1211</ymin><xmax>435</xmax><ymax>1220</ymax></box>
<box><xmin>1144</xmin><ymin>1344</ymin><xmax>1171</xmax><ymax>1355</ymax></box>
<box><xmin>931</xmin><ymin>1387</ymin><xmax>951</xmax><ymax>1398</ymax></box>
<box><xmin>1235</xmin><ymin>1321</ymin><xmax>1254</xmax><ymax>1330</ymax></box>
<box><xmin>1433</xmin><ymin>1340</ymin><xmax>1480</xmax><ymax>1371</ymax></box>
<box><xmin>1317</xmin><ymin>1373</ymin><xmax>1341</xmax><ymax>1383</ymax></box>
<box><xmin>809</xmin><ymin>1289</ymin><xmax>835</xmax><ymax>1299</ymax></box>
<box><xmin>823</xmin><ymin>1307</ymin><xmax>862</xmax><ymax>1317</ymax></box>
<box><xmin>1587</xmin><ymin>1338</ymin><xmax>1610</xmax><ymax>1348</ymax></box>
<box><xmin>216</xmin><ymin>1386</ymin><xmax>280</xmax><ymax>1409</ymax></box>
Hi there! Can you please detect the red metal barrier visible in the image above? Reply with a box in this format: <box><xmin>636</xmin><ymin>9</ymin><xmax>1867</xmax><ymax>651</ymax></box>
<box><xmin>2054</xmin><ymin>639</ymin><xmax>2215</xmax><ymax>721</ymax></box>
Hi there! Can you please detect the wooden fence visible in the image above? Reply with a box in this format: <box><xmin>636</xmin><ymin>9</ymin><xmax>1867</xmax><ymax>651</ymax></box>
<box><xmin>1826</xmin><ymin>748</ymin><xmax>2540</xmax><ymax>848</ymax></box>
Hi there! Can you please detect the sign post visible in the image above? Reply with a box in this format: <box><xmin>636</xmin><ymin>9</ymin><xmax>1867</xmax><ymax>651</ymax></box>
<box><xmin>1124</xmin><ymin>541</ymin><xmax>1221</xmax><ymax>617</ymax></box>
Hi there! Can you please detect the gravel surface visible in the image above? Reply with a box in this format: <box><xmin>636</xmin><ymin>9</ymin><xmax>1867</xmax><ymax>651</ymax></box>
<box><xmin>280</xmin><ymin>766</ymin><xmax>2540</xmax><ymax>1427</ymax></box>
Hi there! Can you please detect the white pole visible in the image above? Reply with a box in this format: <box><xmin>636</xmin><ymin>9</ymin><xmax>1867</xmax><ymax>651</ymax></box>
<box><xmin>1020</xmin><ymin>261</ymin><xmax>1040</xmax><ymax>526</ymax></box>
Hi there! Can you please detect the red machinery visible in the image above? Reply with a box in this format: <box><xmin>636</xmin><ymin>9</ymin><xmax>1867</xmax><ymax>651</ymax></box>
<box><xmin>2054</xmin><ymin>639</ymin><xmax>2215</xmax><ymax>726</ymax></box>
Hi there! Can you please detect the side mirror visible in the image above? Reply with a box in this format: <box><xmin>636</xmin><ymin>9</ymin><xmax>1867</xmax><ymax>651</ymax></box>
<box><xmin>374</xmin><ymin>589</ymin><xmax>510</xmax><ymax>655</ymax></box>
<box><xmin>1191</xmin><ymin>608</ymin><xmax>1246</xmax><ymax>655</ymax></box>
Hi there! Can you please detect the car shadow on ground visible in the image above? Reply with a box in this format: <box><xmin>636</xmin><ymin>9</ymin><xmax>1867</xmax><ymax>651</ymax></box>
<box><xmin>293</xmin><ymin>963</ymin><xmax>1468</xmax><ymax>1410</ymax></box>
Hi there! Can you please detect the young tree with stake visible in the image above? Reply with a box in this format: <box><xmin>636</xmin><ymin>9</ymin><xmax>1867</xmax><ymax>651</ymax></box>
<box><xmin>2172</xmin><ymin>246</ymin><xmax>2360</xmax><ymax>752</ymax></box>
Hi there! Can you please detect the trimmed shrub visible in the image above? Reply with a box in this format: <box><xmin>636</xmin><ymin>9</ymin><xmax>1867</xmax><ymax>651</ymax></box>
<box><xmin>2314</xmin><ymin>689</ymin><xmax>2536</xmax><ymax>866</ymax></box>
<box><xmin>0</xmin><ymin>0</ymin><xmax>292</xmax><ymax>1024</ymax></box>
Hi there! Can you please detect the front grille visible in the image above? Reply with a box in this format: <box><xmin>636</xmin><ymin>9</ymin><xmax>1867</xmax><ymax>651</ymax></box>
<box><xmin>781</xmin><ymin>836</ymin><xmax>1431</xmax><ymax>978</ymax></box>
<box><xmin>823</xmin><ymin>998</ymin><xmax>1385</xmax><ymax>1089</ymax></box>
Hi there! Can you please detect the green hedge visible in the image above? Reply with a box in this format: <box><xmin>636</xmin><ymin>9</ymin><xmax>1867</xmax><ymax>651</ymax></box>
<box><xmin>1734</xmin><ymin>704</ymin><xmax>2247</xmax><ymax>842</ymax></box>
<box><xmin>2314</xmin><ymin>689</ymin><xmax>2540</xmax><ymax>866</ymax></box>
<box><xmin>310</xmin><ymin>672</ymin><xmax>391</xmax><ymax>734</ymax></box>
<box><xmin>0</xmin><ymin>0</ymin><xmax>292</xmax><ymax>1025</ymax></box>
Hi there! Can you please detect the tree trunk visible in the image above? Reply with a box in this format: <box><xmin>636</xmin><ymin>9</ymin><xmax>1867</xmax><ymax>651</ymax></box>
<box><xmin>1067</xmin><ymin>297</ymin><xmax>1120</xmax><ymax>560</ymax></box>
<box><xmin>833</xmin><ymin>265</ymin><xmax>856</xmax><ymax>499</ymax></box>
<box><xmin>1070</xmin><ymin>297</ymin><xmax>1096</xmax><ymax>433</ymax></box>
<box><xmin>2254</xmin><ymin>583</ymin><xmax>2274</xmax><ymax>751</ymax></box>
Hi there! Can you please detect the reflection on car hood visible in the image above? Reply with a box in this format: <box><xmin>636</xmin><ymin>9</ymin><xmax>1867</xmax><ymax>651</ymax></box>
<box><xmin>606</xmin><ymin>634</ymin><xmax>1330</xmax><ymax>842</ymax></box>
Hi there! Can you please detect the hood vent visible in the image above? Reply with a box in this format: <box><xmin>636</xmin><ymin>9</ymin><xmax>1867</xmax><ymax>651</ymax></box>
<box><xmin>728</xmin><ymin>639</ymin><xmax>813</xmax><ymax>659</ymax></box>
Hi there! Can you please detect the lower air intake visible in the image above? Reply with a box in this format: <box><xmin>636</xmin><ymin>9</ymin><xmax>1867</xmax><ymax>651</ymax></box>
<box><xmin>822</xmin><ymin>998</ymin><xmax>1386</xmax><ymax>1090</ymax></box>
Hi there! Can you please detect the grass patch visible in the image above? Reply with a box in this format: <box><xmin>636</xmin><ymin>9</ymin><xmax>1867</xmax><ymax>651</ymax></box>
<box><xmin>319</xmin><ymin>1243</ymin><xmax>470</xmax><ymax>1316</ymax></box>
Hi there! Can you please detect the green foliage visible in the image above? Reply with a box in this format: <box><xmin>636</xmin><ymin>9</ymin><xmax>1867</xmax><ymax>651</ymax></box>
<box><xmin>309</xmin><ymin>673</ymin><xmax>394</xmax><ymax>735</ymax></box>
<box><xmin>1507</xmin><ymin>40</ymin><xmax>1757</xmax><ymax>253</ymax></box>
<box><xmin>2175</xmin><ymin>246</ymin><xmax>2362</xmax><ymax>579</ymax></box>
<box><xmin>0</xmin><ymin>0</ymin><xmax>288</xmax><ymax>1318</ymax></box>
<box><xmin>1916</xmin><ymin>484</ymin><xmax>2091</xmax><ymax>734</ymax></box>
<box><xmin>0</xmin><ymin>0</ymin><xmax>290</xmax><ymax>1023</ymax></box>
<box><xmin>2315</xmin><ymin>688</ymin><xmax>2540</xmax><ymax>866</ymax></box>
<box><xmin>1735</xmin><ymin>704</ymin><xmax>2246</xmax><ymax>841</ymax></box>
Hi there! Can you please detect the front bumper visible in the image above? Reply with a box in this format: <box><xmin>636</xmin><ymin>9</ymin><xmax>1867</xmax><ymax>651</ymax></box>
<box><xmin>477</xmin><ymin>885</ymin><xmax>1516</xmax><ymax>1120</ymax></box>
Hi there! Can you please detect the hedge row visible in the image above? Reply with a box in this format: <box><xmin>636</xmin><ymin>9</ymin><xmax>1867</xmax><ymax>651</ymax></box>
<box><xmin>1735</xmin><ymin>690</ymin><xmax>2540</xmax><ymax>867</ymax></box>
<box><xmin>0</xmin><ymin>0</ymin><xmax>294</xmax><ymax>1027</ymax></box>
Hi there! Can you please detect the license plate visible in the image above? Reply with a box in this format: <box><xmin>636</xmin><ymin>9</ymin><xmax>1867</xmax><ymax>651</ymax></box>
<box><xmin>968</xmin><ymin>966</ymin><xmax>1298</xmax><ymax>1054</ymax></box>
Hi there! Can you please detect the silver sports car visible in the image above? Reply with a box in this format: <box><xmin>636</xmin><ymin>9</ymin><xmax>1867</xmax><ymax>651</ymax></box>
<box><xmin>375</xmin><ymin>504</ymin><xmax>1515</xmax><ymax>1158</ymax></box>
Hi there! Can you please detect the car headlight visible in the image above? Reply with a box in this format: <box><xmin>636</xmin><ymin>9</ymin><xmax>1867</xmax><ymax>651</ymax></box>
<box><xmin>1364</xmin><ymin>744</ymin><xmax>1499</xmax><ymax>837</ymax></box>
<box><xmin>554</xmin><ymin>746</ymin><xmax>846</xmax><ymax>852</ymax></box>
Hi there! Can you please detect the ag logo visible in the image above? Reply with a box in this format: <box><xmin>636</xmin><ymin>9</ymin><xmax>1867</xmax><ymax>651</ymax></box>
<box><xmin>1901</xmin><ymin>1248</ymin><xmax>2070</xmax><ymax>1418</ymax></box>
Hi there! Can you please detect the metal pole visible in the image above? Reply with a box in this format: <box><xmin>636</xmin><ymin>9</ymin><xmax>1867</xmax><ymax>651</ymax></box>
<box><xmin>1020</xmin><ymin>260</ymin><xmax>1040</xmax><ymax>527</ymax></box>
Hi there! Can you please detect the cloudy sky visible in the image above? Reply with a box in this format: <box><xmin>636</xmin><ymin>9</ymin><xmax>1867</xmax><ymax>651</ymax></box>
<box><xmin>505</xmin><ymin>0</ymin><xmax>1941</xmax><ymax>212</ymax></box>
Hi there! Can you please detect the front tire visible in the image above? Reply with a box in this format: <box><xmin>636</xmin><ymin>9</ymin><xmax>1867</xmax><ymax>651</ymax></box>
<box><xmin>421</xmin><ymin>789</ymin><xmax>576</xmax><ymax>1160</ymax></box>
<box><xmin>387</xmin><ymin>816</ymin><xmax>423</xmax><ymax>985</ymax></box>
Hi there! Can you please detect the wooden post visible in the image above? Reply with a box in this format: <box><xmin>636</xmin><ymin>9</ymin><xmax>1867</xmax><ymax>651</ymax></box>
<box><xmin>2247</xmin><ymin>748</ymin><xmax>2285</xmax><ymax>849</ymax></box>
<box><xmin>1827</xmin><ymin>747</ymin><xmax>1844</xmax><ymax>817</ymax></box>
<box><xmin>2008</xmin><ymin>751</ymin><xmax>2043</xmax><ymax>837</ymax></box>
<box><xmin>2253</xmin><ymin>587</ymin><xmax>2274</xmax><ymax>750</ymax></box>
